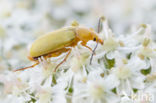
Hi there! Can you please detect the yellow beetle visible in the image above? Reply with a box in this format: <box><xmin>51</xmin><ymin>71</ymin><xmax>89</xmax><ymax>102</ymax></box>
<box><xmin>14</xmin><ymin>17</ymin><xmax>104</xmax><ymax>72</ymax></box>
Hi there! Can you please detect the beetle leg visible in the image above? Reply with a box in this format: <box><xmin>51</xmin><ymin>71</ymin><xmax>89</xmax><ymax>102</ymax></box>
<box><xmin>81</xmin><ymin>42</ymin><xmax>92</xmax><ymax>52</ymax></box>
<box><xmin>54</xmin><ymin>48</ymin><xmax>72</xmax><ymax>72</ymax></box>
<box><xmin>81</xmin><ymin>42</ymin><xmax>96</xmax><ymax>55</ymax></box>
<box><xmin>13</xmin><ymin>61</ymin><xmax>39</xmax><ymax>72</ymax></box>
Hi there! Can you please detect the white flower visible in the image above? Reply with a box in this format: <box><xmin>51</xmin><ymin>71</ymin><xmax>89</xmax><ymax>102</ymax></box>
<box><xmin>138</xmin><ymin>46</ymin><xmax>156</xmax><ymax>59</ymax></box>
<box><xmin>100</xmin><ymin>19</ymin><xmax>119</xmax><ymax>53</ymax></box>
<box><xmin>70</xmin><ymin>47</ymin><xmax>90</xmax><ymax>73</ymax></box>
<box><xmin>39</xmin><ymin>57</ymin><xmax>56</xmax><ymax>78</ymax></box>
<box><xmin>102</xmin><ymin>36</ymin><xmax>119</xmax><ymax>52</ymax></box>
<box><xmin>120</xmin><ymin>96</ymin><xmax>133</xmax><ymax>103</ymax></box>
<box><xmin>36</xmin><ymin>86</ymin><xmax>52</xmax><ymax>103</ymax></box>
<box><xmin>1</xmin><ymin>0</ymin><xmax>156</xmax><ymax>102</ymax></box>
<box><xmin>72</xmin><ymin>70</ymin><xmax>119</xmax><ymax>103</ymax></box>
<box><xmin>110</xmin><ymin>54</ymin><xmax>146</xmax><ymax>95</ymax></box>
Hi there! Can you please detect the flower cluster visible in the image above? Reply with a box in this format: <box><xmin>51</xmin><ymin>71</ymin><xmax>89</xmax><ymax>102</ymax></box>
<box><xmin>0</xmin><ymin>0</ymin><xmax>156</xmax><ymax>103</ymax></box>
<box><xmin>1</xmin><ymin>18</ymin><xmax>156</xmax><ymax>103</ymax></box>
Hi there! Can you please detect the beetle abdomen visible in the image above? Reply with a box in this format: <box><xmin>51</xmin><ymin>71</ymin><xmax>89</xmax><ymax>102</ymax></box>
<box><xmin>29</xmin><ymin>28</ymin><xmax>76</xmax><ymax>57</ymax></box>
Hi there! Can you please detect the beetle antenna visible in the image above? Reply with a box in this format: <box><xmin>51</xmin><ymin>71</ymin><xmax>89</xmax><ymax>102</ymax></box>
<box><xmin>90</xmin><ymin>16</ymin><xmax>104</xmax><ymax>65</ymax></box>
<box><xmin>98</xmin><ymin>16</ymin><xmax>105</xmax><ymax>33</ymax></box>
<box><xmin>13</xmin><ymin>62</ymin><xmax>39</xmax><ymax>72</ymax></box>
<box><xmin>90</xmin><ymin>40</ymin><xmax>99</xmax><ymax>65</ymax></box>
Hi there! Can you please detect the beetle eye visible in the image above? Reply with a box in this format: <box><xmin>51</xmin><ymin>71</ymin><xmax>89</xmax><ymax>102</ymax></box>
<box><xmin>93</xmin><ymin>37</ymin><xmax>96</xmax><ymax>41</ymax></box>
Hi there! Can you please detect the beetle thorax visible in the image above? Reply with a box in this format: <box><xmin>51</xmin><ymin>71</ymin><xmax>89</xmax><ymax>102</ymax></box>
<box><xmin>76</xmin><ymin>27</ymin><xmax>97</xmax><ymax>42</ymax></box>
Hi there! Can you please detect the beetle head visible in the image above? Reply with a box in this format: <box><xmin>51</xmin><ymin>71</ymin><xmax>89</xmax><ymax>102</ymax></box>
<box><xmin>76</xmin><ymin>27</ymin><xmax>103</xmax><ymax>44</ymax></box>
